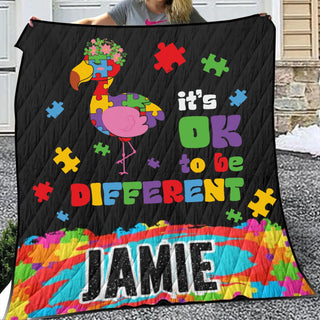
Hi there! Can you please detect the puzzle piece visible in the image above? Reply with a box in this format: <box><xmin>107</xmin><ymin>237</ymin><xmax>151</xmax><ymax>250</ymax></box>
<box><xmin>56</xmin><ymin>210</ymin><xmax>69</xmax><ymax>222</ymax></box>
<box><xmin>263</xmin><ymin>228</ymin><xmax>288</xmax><ymax>249</ymax></box>
<box><xmin>154</xmin><ymin>42</ymin><xmax>186</xmax><ymax>73</ymax></box>
<box><xmin>33</xmin><ymin>182</ymin><xmax>53</xmax><ymax>203</ymax></box>
<box><xmin>109</xmin><ymin>93</ymin><xmax>128</xmax><ymax>107</ymax></box>
<box><xmin>251</xmin><ymin>281</ymin><xmax>285</xmax><ymax>298</ymax></box>
<box><xmin>90</xmin><ymin>95</ymin><xmax>113</xmax><ymax>114</ymax></box>
<box><xmin>147</xmin><ymin>158</ymin><xmax>160</xmax><ymax>169</ymax></box>
<box><xmin>148</xmin><ymin>220</ymin><xmax>168</xmax><ymax>229</ymax></box>
<box><xmin>116</xmin><ymin>223</ymin><xmax>147</xmax><ymax>239</ymax></box>
<box><xmin>270</xmin><ymin>260</ymin><xmax>300</xmax><ymax>281</ymax></box>
<box><xmin>146</xmin><ymin>103</ymin><xmax>163</xmax><ymax>116</ymax></box>
<box><xmin>229</xmin><ymin>89</ymin><xmax>247</xmax><ymax>107</ymax></box>
<box><xmin>239</xmin><ymin>219</ymin><xmax>266</xmax><ymax>236</ymax></box>
<box><xmin>263</xmin><ymin>218</ymin><xmax>282</xmax><ymax>231</ymax></box>
<box><xmin>97</xmin><ymin>126</ymin><xmax>110</xmax><ymax>135</ymax></box>
<box><xmin>266</xmin><ymin>249</ymin><xmax>274</xmax><ymax>261</ymax></box>
<box><xmin>15</xmin><ymin>261</ymin><xmax>36</xmax><ymax>284</ymax></box>
<box><xmin>89</xmin><ymin>58</ymin><xmax>113</xmax><ymax>78</ymax></box>
<box><xmin>32</xmin><ymin>262</ymin><xmax>54</xmax><ymax>271</ymax></box>
<box><xmin>88</xmin><ymin>52</ymin><xmax>108</xmax><ymax>65</ymax></box>
<box><xmin>248</xmin><ymin>188</ymin><xmax>277</xmax><ymax>218</ymax></box>
<box><xmin>93</xmin><ymin>142</ymin><xmax>110</xmax><ymax>156</ymax></box>
<box><xmin>146</xmin><ymin>110</ymin><xmax>165</xmax><ymax>128</ymax></box>
<box><xmin>54</xmin><ymin>238</ymin><xmax>87</xmax><ymax>261</ymax></box>
<box><xmin>280</xmin><ymin>277</ymin><xmax>310</xmax><ymax>297</ymax></box>
<box><xmin>225</xmin><ymin>209</ymin><xmax>243</xmax><ymax>223</ymax></box>
<box><xmin>53</xmin><ymin>147</ymin><xmax>80</xmax><ymax>174</ymax></box>
<box><xmin>107</xmin><ymin>57</ymin><xmax>121</xmax><ymax>77</ymax></box>
<box><xmin>59</xmin><ymin>228</ymin><xmax>89</xmax><ymax>244</ymax></box>
<box><xmin>122</xmin><ymin>93</ymin><xmax>151</xmax><ymax>112</ymax></box>
<box><xmin>201</xmin><ymin>53</ymin><xmax>229</xmax><ymax>77</ymax></box>
<box><xmin>46</xmin><ymin>101</ymin><xmax>64</xmax><ymax>119</ymax></box>
<box><xmin>90</xmin><ymin>108</ymin><xmax>107</xmax><ymax>130</ymax></box>
<box><xmin>92</xmin><ymin>77</ymin><xmax>113</xmax><ymax>101</ymax></box>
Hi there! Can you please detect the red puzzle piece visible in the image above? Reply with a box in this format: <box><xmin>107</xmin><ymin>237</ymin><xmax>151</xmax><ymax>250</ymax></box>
<box><xmin>154</xmin><ymin>42</ymin><xmax>186</xmax><ymax>73</ymax></box>
<box><xmin>33</xmin><ymin>182</ymin><xmax>53</xmax><ymax>203</ymax></box>
<box><xmin>93</xmin><ymin>77</ymin><xmax>109</xmax><ymax>101</ymax></box>
<box><xmin>107</xmin><ymin>58</ymin><xmax>121</xmax><ymax>77</ymax></box>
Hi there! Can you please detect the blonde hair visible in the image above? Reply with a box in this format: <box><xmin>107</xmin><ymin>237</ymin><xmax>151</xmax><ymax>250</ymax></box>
<box><xmin>141</xmin><ymin>0</ymin><xmax>193</xmax><ymax>24</ymax></box>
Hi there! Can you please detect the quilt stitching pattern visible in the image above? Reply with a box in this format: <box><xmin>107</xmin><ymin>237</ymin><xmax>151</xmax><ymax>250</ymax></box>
<box><xmin>5</xmin><ymin>15</ymin><xmax>315</xmax><ymax>320</ymax></box>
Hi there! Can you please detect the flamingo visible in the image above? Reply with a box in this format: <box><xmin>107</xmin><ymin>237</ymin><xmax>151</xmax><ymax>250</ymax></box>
<box><xmin>70</xmin><ymin>38</ymin><xmax>165</xmax><ymax>175</ymax></box>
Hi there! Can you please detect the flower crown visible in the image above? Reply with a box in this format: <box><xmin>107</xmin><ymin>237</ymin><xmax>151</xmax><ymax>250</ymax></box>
<box><xmin>84</xmin><ymin>38</ymin><xmax>127</xmax><ymax>66</ymax></box>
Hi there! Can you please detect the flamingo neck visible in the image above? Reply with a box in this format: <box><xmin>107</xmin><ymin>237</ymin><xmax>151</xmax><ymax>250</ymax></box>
<box><xmin>93</xmin><ymin>78</ymin><xmax>109</xmax><ymax>98</ymax></box>
<box><xmin>89</xmin><ymin>78</ymin><xmax>110</xmax><ymax>115</ymax></box>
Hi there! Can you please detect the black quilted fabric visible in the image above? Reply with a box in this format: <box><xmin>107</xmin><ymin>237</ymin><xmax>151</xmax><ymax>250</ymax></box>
<box><xmin>5</xmin><ymin>15</ymin><xmax>315</xmax><ymax>320</ymax></box>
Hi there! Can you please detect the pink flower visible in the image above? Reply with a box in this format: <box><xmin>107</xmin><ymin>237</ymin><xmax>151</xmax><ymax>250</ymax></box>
<box><xmin>101</xmin><ymin>44</ymin><xmax>112</xmax><ymax>54</ymax></box>
<box><xmin>91</xmin><ymin>39</ymin><xmax>96</xmax><ymax>44</ymax></box>
<box><xmin>90</xmin><ymin>45</ymin><xmax>98</xmax><ymax>56</ymax></box>
<box><xmin>113</xmin><ymin>53</ymin><xmax>121</xmax><ymax>62</ymax></box>
<box><xmin>119</xmin><ymin>48</ymin><xmax>123</xmax><ymax>53</ymax></box>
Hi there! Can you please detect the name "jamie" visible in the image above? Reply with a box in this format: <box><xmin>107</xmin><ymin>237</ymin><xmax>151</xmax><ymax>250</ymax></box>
<box><xmin>80</xmin><ymin>240</ymin><xmax>220</xmax><ymax>303</ymax></box>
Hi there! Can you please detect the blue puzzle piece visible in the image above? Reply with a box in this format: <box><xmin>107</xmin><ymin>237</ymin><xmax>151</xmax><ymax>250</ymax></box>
<box><xmin>89</xmin><ymin>58</ymin><xmax>113</xmax><ymax>78</ymax></box>
<box><xmin>251</xmin><ymin>281</ymin><xmax>286</xmax><ymax>298</ymax></box>
<box><xmin>56</xmin><ymin>210</ymin><xmax>69</xmax><ymax>222</ymax></box>
<box><xmin>229</xmin><ymin>89</ymin><xmax>247</xmax><ymax>107</ymax></box>
<box><xmin>116</xmin><ymin>223</ymin><xmax>147</xmax><ymax>239</ymax></box>
<box><xmin>46</xmin><ymin>101</ymin><xmax>64</xmax><ymax>118</ymax></box>
<box><xmin>97</xmin><ymin>126</ymin><xmax>110</xmax><ymax>135</ymax></box>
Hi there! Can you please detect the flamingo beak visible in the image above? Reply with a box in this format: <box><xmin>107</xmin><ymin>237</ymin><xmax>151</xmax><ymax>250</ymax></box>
<box><xmin>70</xmin><ymin>56</ymin><xmax>93</xmax><ymax>91</ymax></box>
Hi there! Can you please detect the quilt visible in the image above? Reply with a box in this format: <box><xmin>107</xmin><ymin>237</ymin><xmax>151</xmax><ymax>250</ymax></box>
<box><xmin>5</xmin><ymin>14</ymin><xmax>316</xmax><ymax>319</ymax></box>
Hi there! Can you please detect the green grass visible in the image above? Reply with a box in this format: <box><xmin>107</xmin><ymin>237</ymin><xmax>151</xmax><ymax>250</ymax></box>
<box><xmin>0</xmin><ymin>220</ymin><xmax>17</xmax><ymax>292</ymax></box>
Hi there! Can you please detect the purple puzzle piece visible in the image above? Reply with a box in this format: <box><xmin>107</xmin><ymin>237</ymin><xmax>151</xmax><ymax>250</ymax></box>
<box><xmin>266</xmin><ymin>249</ymin><xmax>274</xmax><ymax>261</ymax></box>
<box><xmin>32</xmin><ymin>263</ymin><xmax>42</xmax><ymax>271</ymax></box>
<box><xmin>146</xmin><ymin>111</ymin><xmax>165</xmax><ymax>128</ymax></box>
<box><xmin>90</xmin><ymin>109</ymin><xmax>107</xmax><ymax>130</ymax></box>
<box><xmin>109</xmin><ymin>94</ymin><xmax>128</xmax><ymax>107</ymax></box>
<box><xmin>32</xmin><ymin>262</ymin><xmax>54</xmax><ymax>271</ymax></box>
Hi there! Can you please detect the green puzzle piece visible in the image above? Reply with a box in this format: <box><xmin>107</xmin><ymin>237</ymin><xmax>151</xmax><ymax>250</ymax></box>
<box><xmin>263</xmin><ymin>218</ymin><xmax>282</xmax><ymax>231</ymax></box>
<box><xmin>122</xmin><ymin>94</ymin><xmax>151</xmax><ymax>112</ymax></box>
<box><xmin>94</xmin><ymin>142</ymin><xmax>110</xmax><ymax>156</ymax></box>
<box><xmin>88</xmin><ymin>53</ymin><xmax>108</xmax><ymax>65</ymax></box>
<box><xmin>201</xmin><ymin>53</ymin><xmax>229</xmax><ymax>77</ymax></box>
<box><xmin>190</xmin><ymin>290</ymin><xmax>223</xmax><ymax>301</ymax></box>
<box><xmin>226</xmin><ymin>209</ymin><xmax>243</xmax><ymax>223</ymax></box>
<box><xmin>14</xmin><ymin>261</ymin><xmax>36</xmax><ymax>285</ymax></box>
<box><xmin>60</xmin><ymin>228</ymin><xmax>89</xmax><ymax>244</ymax></box>
<box><xmin>270</xmin><ymin>260</ymin><xmax>300</xmax><ymax>281</ymax></box>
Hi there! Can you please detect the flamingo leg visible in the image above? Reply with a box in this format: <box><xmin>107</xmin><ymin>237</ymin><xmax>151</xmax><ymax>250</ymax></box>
<box><xmin>117</xmin><ymin>141</ymin><xmax>136</xmax><ymax>175</ymax></box>
<box><xmin>119</xmin><ymin>141</ymin><xmax>128</xmax><ymax>175</ymax></box>
<box><xmin>124</xmin><ymin>141</ymin><xmax>136</xmax><ymax>160</ymax></box>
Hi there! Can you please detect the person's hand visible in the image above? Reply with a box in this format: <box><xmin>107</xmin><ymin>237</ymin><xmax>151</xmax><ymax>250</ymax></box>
<box><xmin>29</xmin><ymin>16</ymin><xmax>41</xmax><ymax>27</ymax></box>
<box><xmin>260</xmin><ymin>13</ymin><xmax>272</xmax><ymax>20</ymax></box>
